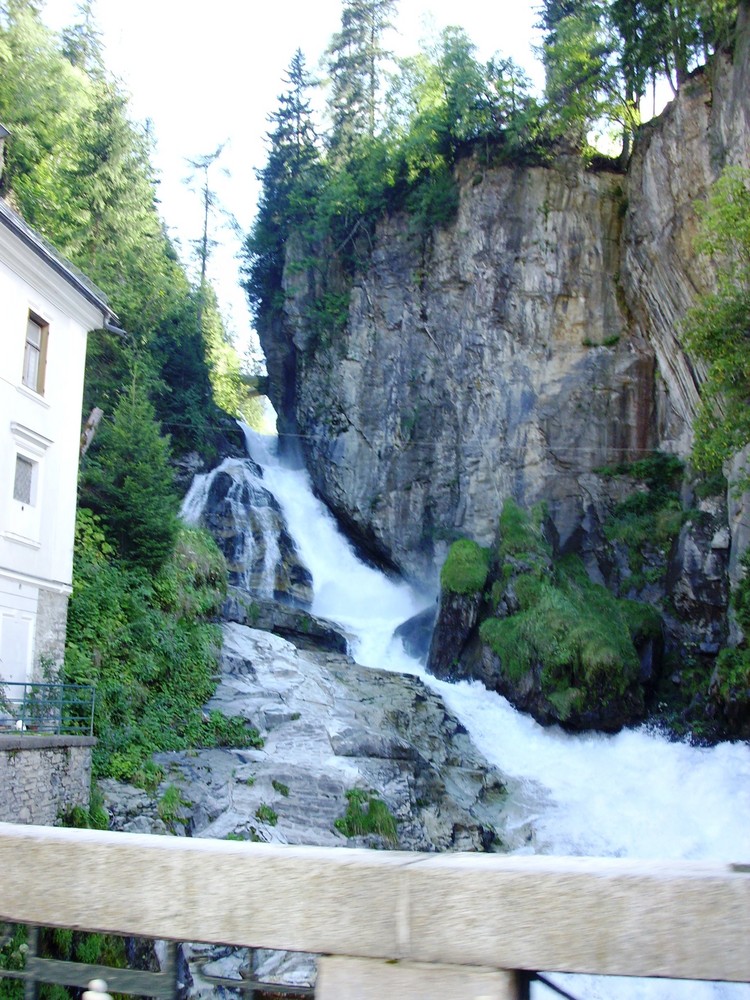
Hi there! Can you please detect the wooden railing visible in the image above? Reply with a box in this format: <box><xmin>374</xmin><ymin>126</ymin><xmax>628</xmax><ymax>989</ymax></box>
<box><xmin>1</xmin><ymin>823</ymin><xmax>748</xmax><ymax>999</ymax></box>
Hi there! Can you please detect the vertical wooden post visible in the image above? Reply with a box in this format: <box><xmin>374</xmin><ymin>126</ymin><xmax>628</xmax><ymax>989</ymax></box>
<box><xmin>23</xmin><ymin>926</ymin><xmax>38</xmax><ymax>1000</ymax></box>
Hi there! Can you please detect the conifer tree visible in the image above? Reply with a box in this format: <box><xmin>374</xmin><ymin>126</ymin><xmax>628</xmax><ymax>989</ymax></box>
<box><xmin>61</xmin><ymin>0</ymin><xmax>105</xmax><ymax>78</ymax></box>
<box><xmin>325</xmin><ymin>0</ymin><xmax>397</xmax><ymax>153</ymax></box>
<box><xmin>81</xmin><ymin>371</ymin><xmax>180</xmax><ymax>573</ymax></box>
<box><xmin>242</xmin><ymin>49</ymin><xmax>320</xmax><ymax>324</ymax></box>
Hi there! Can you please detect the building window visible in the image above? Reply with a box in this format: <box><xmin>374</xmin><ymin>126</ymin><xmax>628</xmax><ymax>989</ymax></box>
<box><xmin>13</xmin><ymin>455</ymin><xmax>34</xmax><ymax>505</ymax></box>
<box><xmin>22</xmin><ymin>313</ymin><xmax>48</xmax><ymax>394</ymax></box>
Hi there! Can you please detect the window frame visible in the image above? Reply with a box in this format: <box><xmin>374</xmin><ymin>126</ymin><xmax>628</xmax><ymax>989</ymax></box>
<box><xmin>12</xmin><ymin>454</ymin><xmax>35</xmax><ymax>506</ymax></box>
<box><xmin>22</xmin><ymin>311</ymin><xmax>49</xmax><ymax>395</ymax></box>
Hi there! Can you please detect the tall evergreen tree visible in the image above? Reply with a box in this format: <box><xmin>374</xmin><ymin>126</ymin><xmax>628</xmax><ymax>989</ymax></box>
<box><xmin>325</xmin><ymin>0</ymin><xmax>397</xmax><ymax>153</ymax></box>
<box><xmin>242</xmin><ymin>49</ymin><xmax>320</xmax><ymax>324</ymax></box>
<box><xmin>80</xmin><ymin>372</ymin><xmax>180</xmax><ymax>573</ymax></box>
<box><xmin>60</xmin><ymin>0</ymin><xmax>105</xmax><ymax>78</ymax></box>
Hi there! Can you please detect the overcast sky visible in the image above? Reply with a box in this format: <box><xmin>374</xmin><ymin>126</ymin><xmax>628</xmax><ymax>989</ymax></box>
<box><xmin>40</xmin><ymin>0</ymin><xmax>544</xmax><ymax>355</ymax></box>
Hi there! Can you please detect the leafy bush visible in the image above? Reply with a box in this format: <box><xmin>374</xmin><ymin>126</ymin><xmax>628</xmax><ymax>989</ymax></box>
<box><xmin>64</xmin><ymin>514</ymin><xmax>261</xmax><ymax>781</ymax></box>
<box><xmin>334</xmin><ymin>788</ymin><xmax>397</xmax><ymax>843</ymax></box>
<box><xmin>440</xmin><ymin>538</ymin><xmax>490</xmax><ymax>595</ymax></box>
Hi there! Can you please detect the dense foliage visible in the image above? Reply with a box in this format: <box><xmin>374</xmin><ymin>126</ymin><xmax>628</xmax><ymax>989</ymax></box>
<box><xmin>0</xmin><ymin>1</ymin><xmax>251</xmax><ymax>454</ymax></box>
<box><xmin>242</xmin><ymin>6</ymin><xmax>541</xmax><ymax>340</ymax></box>
<box><xmin>64</xmin><ymin>512</ymin><xmax>258</xmax><ymax>782</ymax></box>
<box><xmin>682</xmin><ymin>166</ymin><xmax>750</xmax><ymax>485</ymax></box>
<box><xmin>0</xmin><ymin>3</ymin><xmax>261</xmax><ymax>781</ymax></box>
<box><xmin>243</xmin><ymin>0</ymin><xmax>740</xmax><ymax>336</ymax></box>
<box><xmin>479</xmin><ymin>500</ymin><xmax>661</xmax><ymax>721</ymax></box>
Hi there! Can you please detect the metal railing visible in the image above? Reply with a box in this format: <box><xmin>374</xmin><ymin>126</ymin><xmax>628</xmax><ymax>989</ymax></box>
<box><xmin>0</xmin><ymin>682</ymin><xmax>95</xmax><ymax>736</ymax></box>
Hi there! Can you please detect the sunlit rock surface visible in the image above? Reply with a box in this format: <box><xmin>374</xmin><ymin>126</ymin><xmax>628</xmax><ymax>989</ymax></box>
<box><xmin>264</xmin><ymin>16</ymin><xmax>750</xmax><ymax>590</ymax></box>
<box><xmin>101</xmin><ymin>622</ymin><xmax>529</xmax><ymax>854</ymax></box>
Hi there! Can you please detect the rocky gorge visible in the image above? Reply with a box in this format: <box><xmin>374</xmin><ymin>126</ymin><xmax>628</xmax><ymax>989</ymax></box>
<box><xmin>97</xmin><ymin>429</ymin><xmax>750</xmax><ymax>998</ymax></box>
<box><xmin>100</xmin><ymin>459</ymin><xmax>535</xmax><ymax>996</ymax></box>
<box><xmin>258</xmin><ymin>5</ymin><xmax>750</xmax><ymax>736</ymax></box>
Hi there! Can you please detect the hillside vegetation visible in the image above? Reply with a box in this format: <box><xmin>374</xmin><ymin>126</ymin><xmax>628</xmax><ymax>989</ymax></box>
<box><xmin>0</xmin><ymin>2</ymin><xmax>259</xmax><ymax>780</ymax></box>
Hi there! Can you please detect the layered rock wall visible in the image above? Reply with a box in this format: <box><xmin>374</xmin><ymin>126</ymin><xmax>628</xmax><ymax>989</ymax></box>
<box><xmin>266</xmin><ymin>11</ymin><xmax>750</xmax><ymax>588</ymax></box>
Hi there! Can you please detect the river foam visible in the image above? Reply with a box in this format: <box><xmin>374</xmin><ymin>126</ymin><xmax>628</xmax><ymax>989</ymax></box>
<box><xmin>241</xmin><ymin>425</ymin><xmax>750</xmax><ymax>999</ymax></box>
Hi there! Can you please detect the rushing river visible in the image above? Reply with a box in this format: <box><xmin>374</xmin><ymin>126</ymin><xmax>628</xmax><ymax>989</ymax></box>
<box><xmin>191</xmin><ymin>426</ymin><xmax>750</xmax><ymax>999</ymax></box>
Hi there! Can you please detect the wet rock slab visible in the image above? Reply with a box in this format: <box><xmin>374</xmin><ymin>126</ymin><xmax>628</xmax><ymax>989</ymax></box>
<box><xmin>103</xmin><ymin>622</ymin><xmax>522</xmax><ymax>854</ymax></box>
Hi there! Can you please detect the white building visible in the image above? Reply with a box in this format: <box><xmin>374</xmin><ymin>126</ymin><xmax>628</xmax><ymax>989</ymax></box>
<box><xmin>0</xmin><ymin>138</ymin><xmax>115</xmax><ymax>686</ymax></box>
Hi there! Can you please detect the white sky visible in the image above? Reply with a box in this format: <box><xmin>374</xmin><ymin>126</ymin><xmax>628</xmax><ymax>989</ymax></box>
<box><xmin>40</xmin><ymin>0</ymin><xmax>545</xmax><ymax>358</ymax></box>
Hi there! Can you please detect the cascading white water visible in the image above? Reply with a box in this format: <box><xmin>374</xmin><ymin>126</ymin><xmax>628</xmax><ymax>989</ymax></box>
<box><xmin>240</xmin><ymin>426</ymin><xmax>750</xmax><ymax>1000</ymax></box>
<box><xmin>182</xmin><ymin>455</ymin><xmax>292</xmax><ymax>599</ymax></box>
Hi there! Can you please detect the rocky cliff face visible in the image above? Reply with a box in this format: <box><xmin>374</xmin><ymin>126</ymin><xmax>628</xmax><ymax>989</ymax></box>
<box><xmin>264</xmin><ymin>13</ymin><xmax>750</xmax><ymax>595</ymax></box>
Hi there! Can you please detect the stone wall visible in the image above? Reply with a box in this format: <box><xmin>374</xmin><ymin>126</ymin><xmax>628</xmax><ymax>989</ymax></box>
<box><xmin>0</xmin><ymin>735</ymin><xmax>94</xmax><ymax>824</ymax></box>
<box><xmin>34</xmin><ymin>589</ymin><xmax>70</xmax><ymax>674</ymax></box>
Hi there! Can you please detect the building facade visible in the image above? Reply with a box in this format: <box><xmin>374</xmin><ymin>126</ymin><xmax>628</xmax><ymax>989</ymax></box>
<box><xmin>0</xmin><ymin>190</ymin><xmax>114</xmax><ymax>686</ymax></box>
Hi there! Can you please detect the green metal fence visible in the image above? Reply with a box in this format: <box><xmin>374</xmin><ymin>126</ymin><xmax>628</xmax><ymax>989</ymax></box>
<box><xmin>0</xmin><ymin>682</ymin><xmax>95</xmax><ymax>736</ymax></box>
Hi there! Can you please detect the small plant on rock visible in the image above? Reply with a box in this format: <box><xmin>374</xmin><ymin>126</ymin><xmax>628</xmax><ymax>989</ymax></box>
<box><xmin>255</xmin><ymin>803</ymin><xmax>278</xmax><ymax>826</ymax></box>
<box><xmin>334</xmin><ymin>788</ymin><xmax>398</xmax><ymax>844</ymax></box>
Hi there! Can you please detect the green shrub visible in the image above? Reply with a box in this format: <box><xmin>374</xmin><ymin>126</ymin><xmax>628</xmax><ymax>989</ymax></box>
<box><xmin>440</xmin><ymin>538</ymin><xmax>490</xmax><ymax>595</ymax></box>
<box><xmin>713</xmin><ymin>647</ymin><xmax>750</xmax><ymax>702</ymax></box>
<box><xmin>64</xmin><ymin>516</ymin><xmax>261</xmax><ymax>781</ymax></box>
<box><xmin>480</xmin><ymin>542</ymin><xmax>658</xmax><ymax>713</ymax></box>
<box><xmin>255</xmin><ymin>803</ymin><xmax>278</xmax><ymax>826</ymax></box>
<box><xmin>334</xmin><ymin>788</ymin><xmax>398</xmax><ymax>844</ymax></box>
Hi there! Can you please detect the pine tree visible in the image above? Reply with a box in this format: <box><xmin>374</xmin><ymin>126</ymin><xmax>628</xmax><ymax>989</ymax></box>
<box><xmin>242</xmin><ymin>49</ymin><xmax>320</xmax><ymax>324</ymax></box>
<box><xmin>325</xmin><ymin>0</ymin><xmax>397</xmax><ymax>154</ymax></box>
<box><xmin>81</xmin><ymin>372</ymin><xmax>180</xmax><ymax>573</ymax></box>
<box><xmin>60</xmin><ymin>0</ymin><xmax>105</xmax><ymax>79</ymax></box>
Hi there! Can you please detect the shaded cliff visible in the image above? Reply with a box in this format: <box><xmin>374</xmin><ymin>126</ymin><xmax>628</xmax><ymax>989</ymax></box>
<box><xmin>258</xmin><ymin>10</ymin><xmax>750</xmax><ymax>732</ymax></box>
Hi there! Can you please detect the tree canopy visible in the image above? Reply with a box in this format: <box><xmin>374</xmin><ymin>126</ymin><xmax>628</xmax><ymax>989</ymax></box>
<box><xmin>0</xmin><ymin>1</ymin><xmax>257</xmax><ymax>779</ymax></box>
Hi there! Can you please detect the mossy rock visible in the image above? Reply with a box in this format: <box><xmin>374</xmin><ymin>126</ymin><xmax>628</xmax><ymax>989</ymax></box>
<box><xmin>478</xmin><ymin>523</ymin><xmax>661</xmax><ymax>730</ymax></box>
<box><xmin>440</xmin><ymin>538</ymin><xmax>490</xmax><ymax>595</ymax></box>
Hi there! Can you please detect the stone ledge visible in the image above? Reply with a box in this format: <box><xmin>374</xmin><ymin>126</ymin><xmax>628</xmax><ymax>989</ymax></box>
<box><xmin>0</xmin><ymin>735</ymin><xmax>96</xmax><ymax>751</ymax></box>
<box><xmin>0</xmin><ymin>825</ymin><xmax>748</xmax><ymax>982</ymax></box>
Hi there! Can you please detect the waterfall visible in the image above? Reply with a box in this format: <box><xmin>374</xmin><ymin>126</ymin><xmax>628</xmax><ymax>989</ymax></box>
<box><xmin>215</xmin><ymin>426</ymin><xmax>749</xmax><ymax>1000</ymax></box>
<box><xmin>181</xmin><ymin>455</ymin><xmax>312</xmax><ymax>604</ymax></box>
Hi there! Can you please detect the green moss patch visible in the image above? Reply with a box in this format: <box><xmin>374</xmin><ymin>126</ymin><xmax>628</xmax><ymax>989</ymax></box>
<box><xmin>440</xmin><ymin>538</ymin><xmax>490</xmax><ymax>595</ymax></box>
<box><xmin>480</xmin><ymin>501</ymin><xmax>661</xmax><ymax>720</ymax></box>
